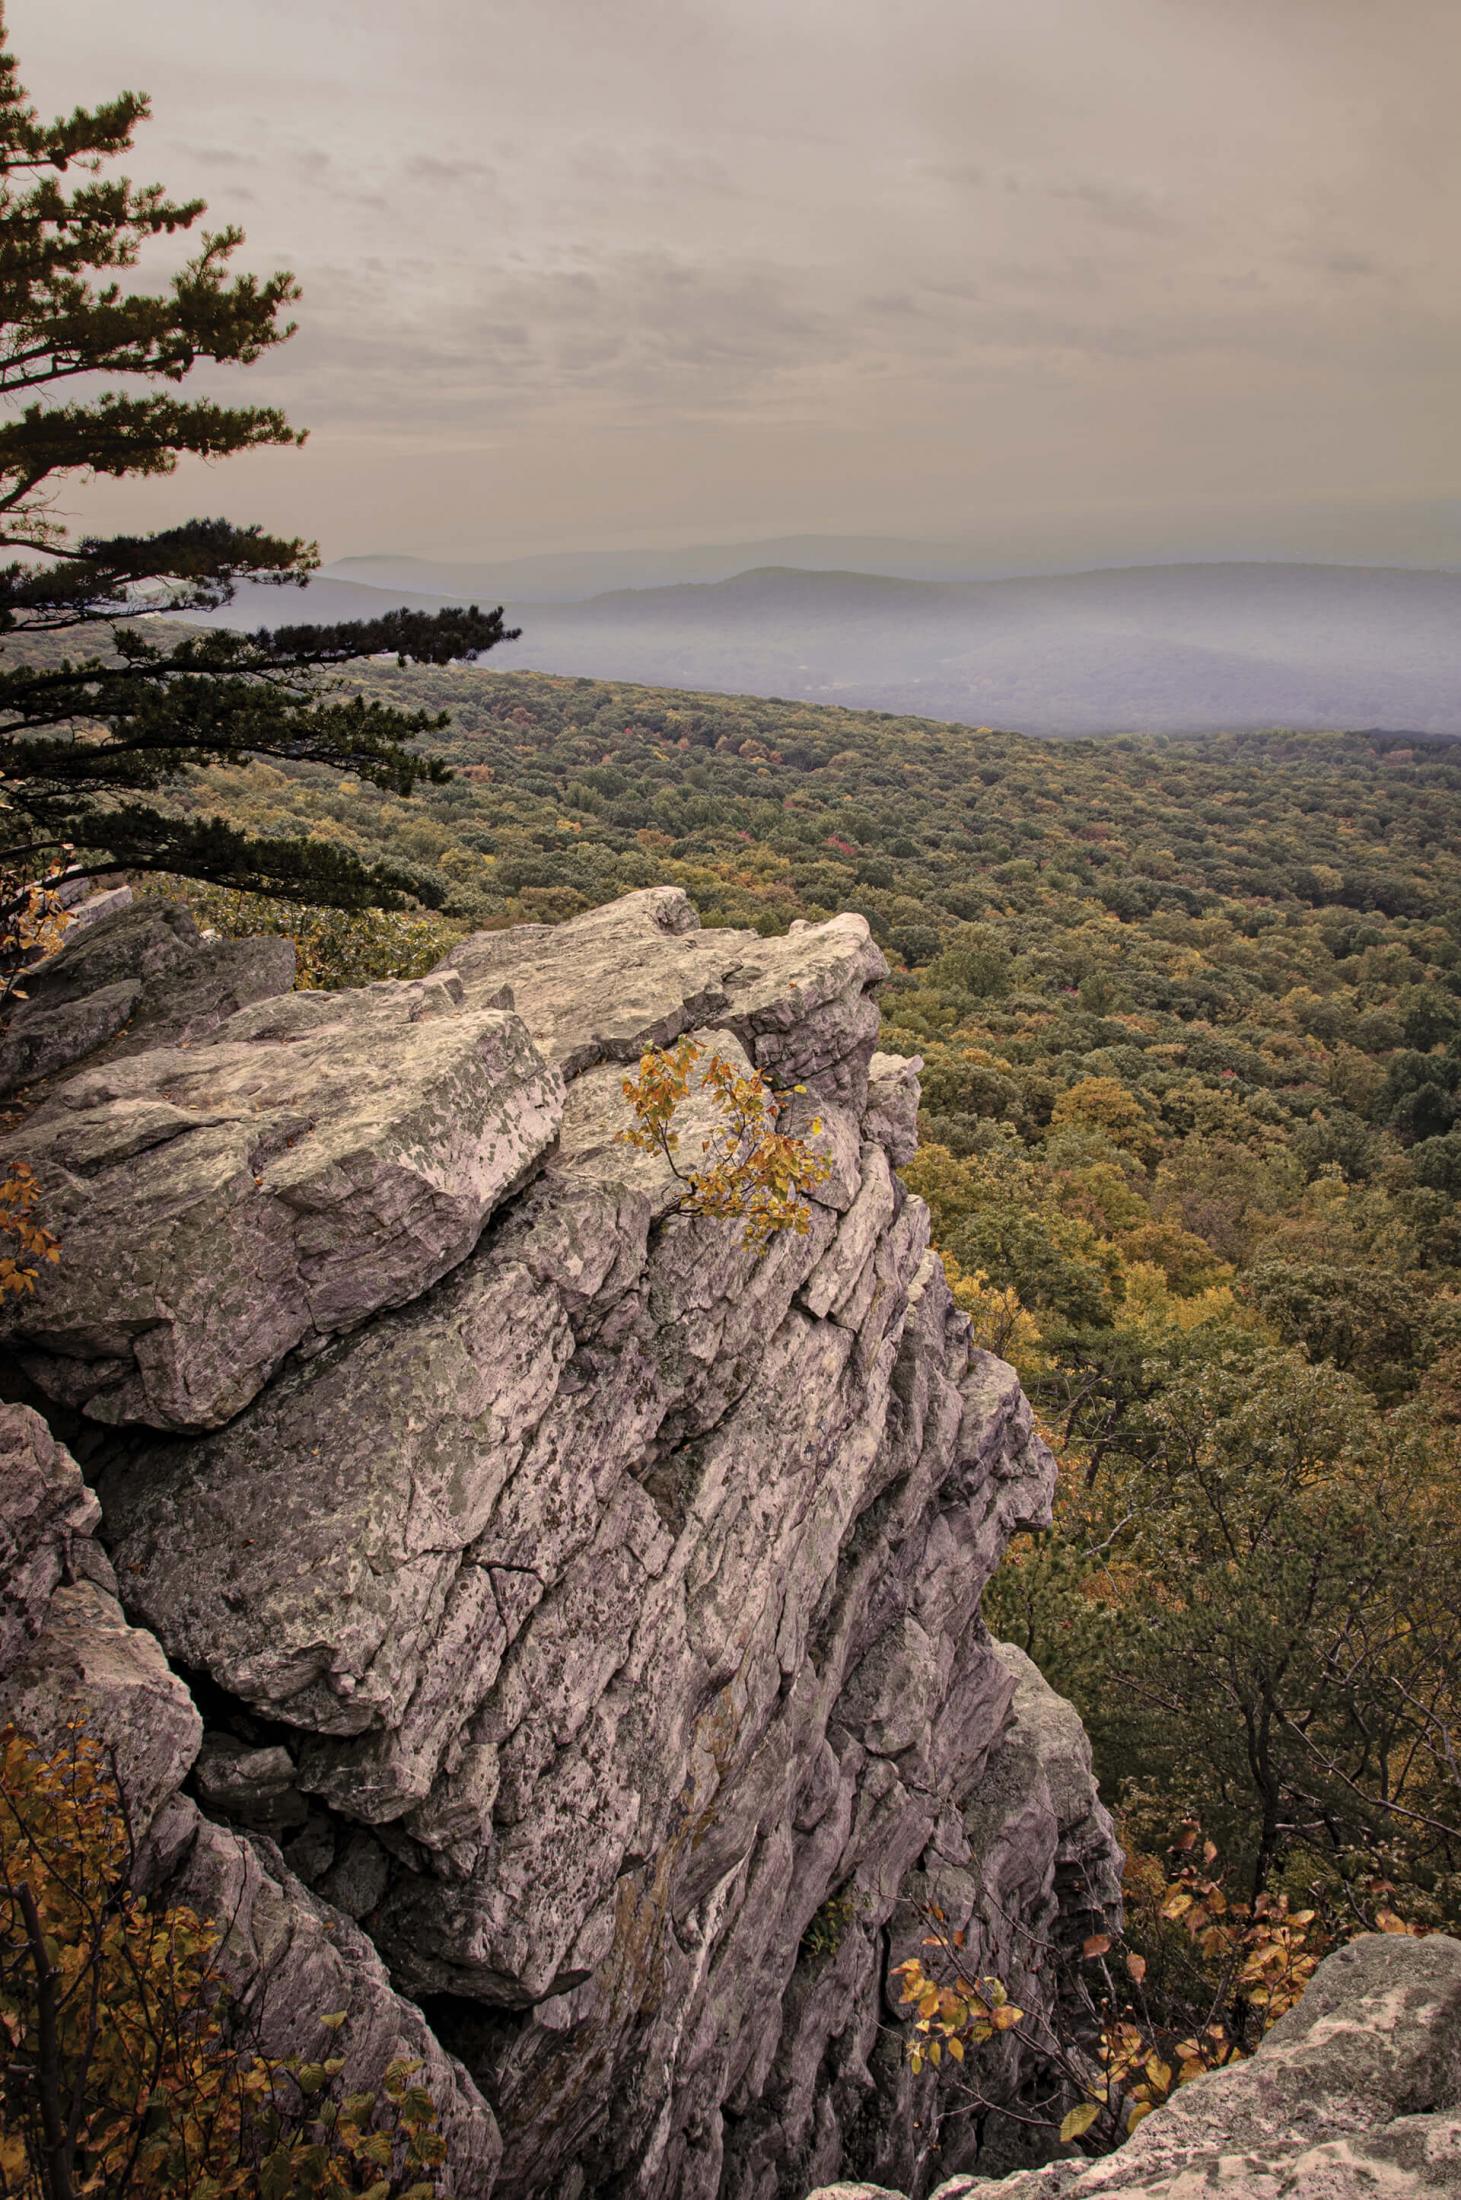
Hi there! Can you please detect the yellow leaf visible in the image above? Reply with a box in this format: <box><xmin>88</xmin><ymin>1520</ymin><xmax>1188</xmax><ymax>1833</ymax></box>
<box><xmin>1059</xmin><ymin>2102</ymin><xmax>1100</xmax><ymax>2143</ymax></box>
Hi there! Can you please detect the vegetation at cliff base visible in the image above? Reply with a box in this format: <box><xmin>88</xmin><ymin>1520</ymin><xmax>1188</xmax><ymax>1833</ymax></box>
<box><xmin>0</xmin><ymin>1724</ymin><xmax>449</xmax><ymax>2198</ymax></box>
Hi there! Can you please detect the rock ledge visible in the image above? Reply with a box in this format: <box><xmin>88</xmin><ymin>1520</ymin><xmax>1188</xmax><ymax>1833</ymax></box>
<box><xmin>1</xmin><ymin>889</ymin><xmax>1122</xmax><ymax>2199</ymax></box>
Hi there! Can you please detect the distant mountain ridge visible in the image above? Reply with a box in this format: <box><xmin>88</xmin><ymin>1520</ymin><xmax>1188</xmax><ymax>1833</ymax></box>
<box><xmin>329</xmin><ymin>535</ymin><xmax>968</xmax><ymax>602</ymax></box>
<box><xmin>195</xmin><ymin>559</ymin><xmax>1461</xmax><ymax>739</ymax></box>
<box><xmin>329</xmin><ymin>499</ymin><xmax>1461</xmax><ymax>601</ymax></box>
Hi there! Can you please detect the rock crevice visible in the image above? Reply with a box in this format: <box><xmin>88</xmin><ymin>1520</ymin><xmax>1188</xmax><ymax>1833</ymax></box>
<box><xmin>1</xmin><ymin>888</ymin><xmax>1121</xmax><ymax>2198</ymax></box>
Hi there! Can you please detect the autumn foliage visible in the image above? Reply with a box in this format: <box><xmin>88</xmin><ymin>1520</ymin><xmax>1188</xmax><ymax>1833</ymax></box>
<box><xmin>895</xmin><ymin>1822</ymin><xmax>1421</xmax><ymax>2154</ymax></box>
<box><xmin>0</xmin><ymin>818</ymin><xmax>65</xmax><ymax>1299</ymax></box>
<box><xmin>0</xmin><ymin>1725</ymin><xmax>448</xmax><ymax>2199</ymax></box>
<box><xmin>619</xmin><ymin>1037</ymin><xmax>830</xmax><ymax>1250</ymax></box>
<box><xmin>0</xmin><ymin>1162</ymin><xmax>57</xmax><ymax>1302</ymax></box>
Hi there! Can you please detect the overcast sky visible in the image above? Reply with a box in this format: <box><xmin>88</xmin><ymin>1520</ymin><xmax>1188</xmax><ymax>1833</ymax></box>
<box><xmin>15</xmin><ymin>0</ymin><xmax>1461</xmax><ymax>565</ymax></box>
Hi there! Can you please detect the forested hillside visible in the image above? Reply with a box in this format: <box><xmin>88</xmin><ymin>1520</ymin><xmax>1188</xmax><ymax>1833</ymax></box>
<box><xmin>161</xmin><ymin>665</ymin><xmax>1461</xmax><ymax>1938</ymax></box>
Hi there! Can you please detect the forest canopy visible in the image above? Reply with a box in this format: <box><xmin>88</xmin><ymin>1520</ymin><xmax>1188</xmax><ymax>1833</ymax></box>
<box><xmin>153</xmin><ymin>661</ymin><xmax>1461</xmax><ymax>1931</ymax></box>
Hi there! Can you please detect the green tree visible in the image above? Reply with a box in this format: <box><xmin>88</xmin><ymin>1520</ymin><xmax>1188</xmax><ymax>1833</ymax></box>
<box><xmin>0</xmin><ymin>22</ymin><xmax>516</xmax><ymax>923</ymax></box>
<box><xmin>1021</xmin><ymin>1343</ymin><xmax>1461</xmax><ymax>1907</ymax></box>
<box><xmin>1245</xmin><ymin>1255</ymin><xmax>1434</xmax><ymax>1400</ymax></box>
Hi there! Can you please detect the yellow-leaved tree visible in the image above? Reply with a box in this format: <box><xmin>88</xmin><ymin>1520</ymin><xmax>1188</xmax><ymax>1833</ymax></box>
<box><xmin>894</xmin><ymin>1824</ymin><xmax>1420</xmax><ymax>2157</ymax></box>
<box><xmin>619</xmin><ymin>1038</ymin><xmax>830</xmax><ymax>1250</ymax></box>
<box><xmin>0</xmin><ymin>1724</ymin><xmax>449</xmax><ymax>2199</ymax></box>
<box><xmin>0</xmin><ymin>1162</ymin><xmax>58</xmax><ymax>1300</ymax></box>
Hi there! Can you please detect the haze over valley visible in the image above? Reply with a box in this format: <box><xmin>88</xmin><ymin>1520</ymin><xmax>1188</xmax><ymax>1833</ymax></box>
<box><xmin>7</xmin><ymin>7</ymin><xmax>1461</xmax><ymax>2195</ymax></box>
<box><xmin>207</xmin><ymin>553</ymin><xmax>1461</xmax><ymax>739</ymax></box>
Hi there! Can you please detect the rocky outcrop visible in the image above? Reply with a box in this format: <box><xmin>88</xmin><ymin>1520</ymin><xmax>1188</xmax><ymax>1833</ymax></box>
<box><xmin>0</xmin><ymin>898</ymin><xmax>296</xmax><ymax>1099</ymax></box>
<box><xmin>809</xmin><ymin>1929</ymin><xmax>1461</xmax><ymax>2200</ymax></box>
<box><xmin>1</xmin><ymin>888</ymin><xmax>1121</xmax><ymax>2198</ymax></box>
<box><xmin>2</xmin><ymin>965</ymin><xmax>563</xmax><ymax>1428</ymax></box>
<box><xmin>0</xmin><ymin>1400</ymin><xmax>503</xmax><ymax>2193</ymax></box>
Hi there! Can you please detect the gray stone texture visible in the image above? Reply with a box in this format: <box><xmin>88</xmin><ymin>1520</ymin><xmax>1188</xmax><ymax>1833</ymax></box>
<box><xmin>0</xmin><ymin>1401</ymin><xmax>501</xmax><ymax>2195</ymax></box>
<box><xmin>2</xmin><ymin>960</ymin><xmax>564</xmax><ymax>1429</ymax></box>
<box><xmin>2</xmin><ymin>889</ymin><xmax>1123</xmax><ymax>2199</ymax></box>
<box><xmin>0</xmin><ymin>899</ymin><xmax>297</xmax><ymax>1097</ymax></box>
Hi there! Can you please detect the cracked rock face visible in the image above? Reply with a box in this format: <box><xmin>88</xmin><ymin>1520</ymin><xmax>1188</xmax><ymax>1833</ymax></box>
<box><xmin>2</xmin><ymin>964</ymin><xmax>564</xmax><ymax>1429</ymax></box>
<box><xmin>0</xmin><ymin>1402</ymin><xmax>503</xmax><ymax>2193</ymax></box>
<box><xmin>0</xmin><ymin>899</ymin><xmax>296</xmax><ymax>1099</ymax></box>
<box><xmin>3</xmin><ymin>887</ymin><xmax>1122</xmax><ymax>2199</ymax></box>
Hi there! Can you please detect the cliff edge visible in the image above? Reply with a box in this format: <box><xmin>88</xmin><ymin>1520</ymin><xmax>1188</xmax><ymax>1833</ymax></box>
<box><xmin>0</xmin><ymin>887</ymin><xmax>1121</xmax><ymax>2197</ymax></box>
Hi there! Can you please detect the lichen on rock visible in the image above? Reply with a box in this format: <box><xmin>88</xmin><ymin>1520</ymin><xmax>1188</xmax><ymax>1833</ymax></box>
<box><xmin>1</xmin><ymin>887</ymin><xmax>1123</xmax><ymax>2198</ymax></box>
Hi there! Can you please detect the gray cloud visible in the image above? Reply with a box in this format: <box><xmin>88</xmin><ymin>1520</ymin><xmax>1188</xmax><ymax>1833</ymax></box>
<box><xmin>12</xmin><ymin>0</ymin><xmax>1461</xmax><ymax>562</ymax></box>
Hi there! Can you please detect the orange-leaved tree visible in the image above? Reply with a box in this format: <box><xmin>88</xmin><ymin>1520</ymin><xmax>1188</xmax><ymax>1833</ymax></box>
<box><xmin>894</xmin><ymin>1821</ymin><xmax>1421</xmax><ymax>2156</ymax></box>
<box><xmin>620</xmin><ymin>1038</ymin><xmax>830</xmax><ymax>1250</ymax></box>
<box><xmin>0</xmin><ymin>1160</ymin><xmax>57</xmax><ymax>1300</ymax></box>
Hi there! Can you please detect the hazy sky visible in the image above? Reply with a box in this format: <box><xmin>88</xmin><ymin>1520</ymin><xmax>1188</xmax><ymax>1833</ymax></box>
<box><xmin>15</xmin><ymin>0</ymin><xmax>1461</xmax><ymax>564</ymax></box>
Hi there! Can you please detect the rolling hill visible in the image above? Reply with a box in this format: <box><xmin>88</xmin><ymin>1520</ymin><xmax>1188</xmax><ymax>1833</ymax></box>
<box><xmin>196</xmin><ymin>559</ymin><xmax>1461</xmax><ymax>738</ymax></box>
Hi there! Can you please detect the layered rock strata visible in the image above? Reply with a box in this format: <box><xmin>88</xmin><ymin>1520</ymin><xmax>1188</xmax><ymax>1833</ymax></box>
<box><xmin>1</xmin><ymin>888</ymin><xmax>1121</xmax><ymax>2198</ymax></box>
<box><xmin>0</xmin><ymin>1399</ymin><xmax>503</xmax><ymax>2191</ymax></box>
<box><xmin>0</xmin><ymin>896</ymin><xmax>296</xmax><ymax>1099</ymax></box>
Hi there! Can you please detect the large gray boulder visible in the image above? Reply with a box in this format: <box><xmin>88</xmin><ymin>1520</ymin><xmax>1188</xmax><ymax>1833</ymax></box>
<box><xmin>5</xmin><ymin>888</ymin><xmax>1123</xmax><ymax>2199</ymax></box>
<box><xmin>2</xmin><ymin>967</ymin><xmax>564</xmax><ymax>1428</ymax></box>
<box><xmin>0</xmin><ymin>1398</ymin><xmax>101</xmax><ymax>1669</ymax></box>
<box><xmin>0</xmin><ymin>899</ymin><xmax>296</xmax><ymax>1097</ymax></box>
<box><xmin>808</xmin><ymin>1930</ymin><xmax>1461</xmax><ymax>2200</ymax></box>
<box><xmin>2</xmin><ymin>1574</ymin><xmax>204</xmax><ymax>1837</ymax></box>
<box><xmin>438</xmin><ymin>883</ymin><xmax>886</xmax><ymax>1097</ymax></box>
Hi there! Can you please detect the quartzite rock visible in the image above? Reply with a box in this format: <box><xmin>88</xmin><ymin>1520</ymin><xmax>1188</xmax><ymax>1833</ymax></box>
<box><xmin>0</xmin><ymin>1399</ymin><xmax>101</xmax><ymax>1669</ymax></box>
<box><xmin>3</xmin><ymin>889</ymin><xmax>1123</xmax><ymax>2199</ymax></box>
<box><xmin>864</xmin><ymin>1053</ymin><xmax>924</xmax><ymax>1168</ymax></box>
<box><xmin>0</xmin><ymin>1401</ymin><xmax>502</xmax><ymax>2196</ymax></box>
<box><xmin>3</xmin><ymin>967</ymin><xmax>564</xmax><ymax>1429</ymax></box>
<box><xmin>0</xmin><ymin>900</ymin><xmax>295</xmax><ymax>1097</ymax></box>
<box><xmin>150</xmin><ymin>1801</ymin><xmax>504</xmax><ymax>2195</ymax></box>
<box><xmin>438</xmin><ymin>884</ymin><xmax>887</xmax><ymax>1097</ymax></box>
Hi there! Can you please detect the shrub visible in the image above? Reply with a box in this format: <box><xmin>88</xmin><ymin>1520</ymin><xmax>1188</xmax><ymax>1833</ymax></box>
<box><xmin>0</xmin><ymin>1163</ymin><xmax>58</xmax><ymax>1301</ymax></box>
<box><xmin>0</xmin><ymin>1724</ymin><xmax>448</xmax><ymax>2198</ymax></box>
<box><xmin>895</xmin><ymin>1824</ymin><xmax>1420</xmax><ymax>2156</ymax></box>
